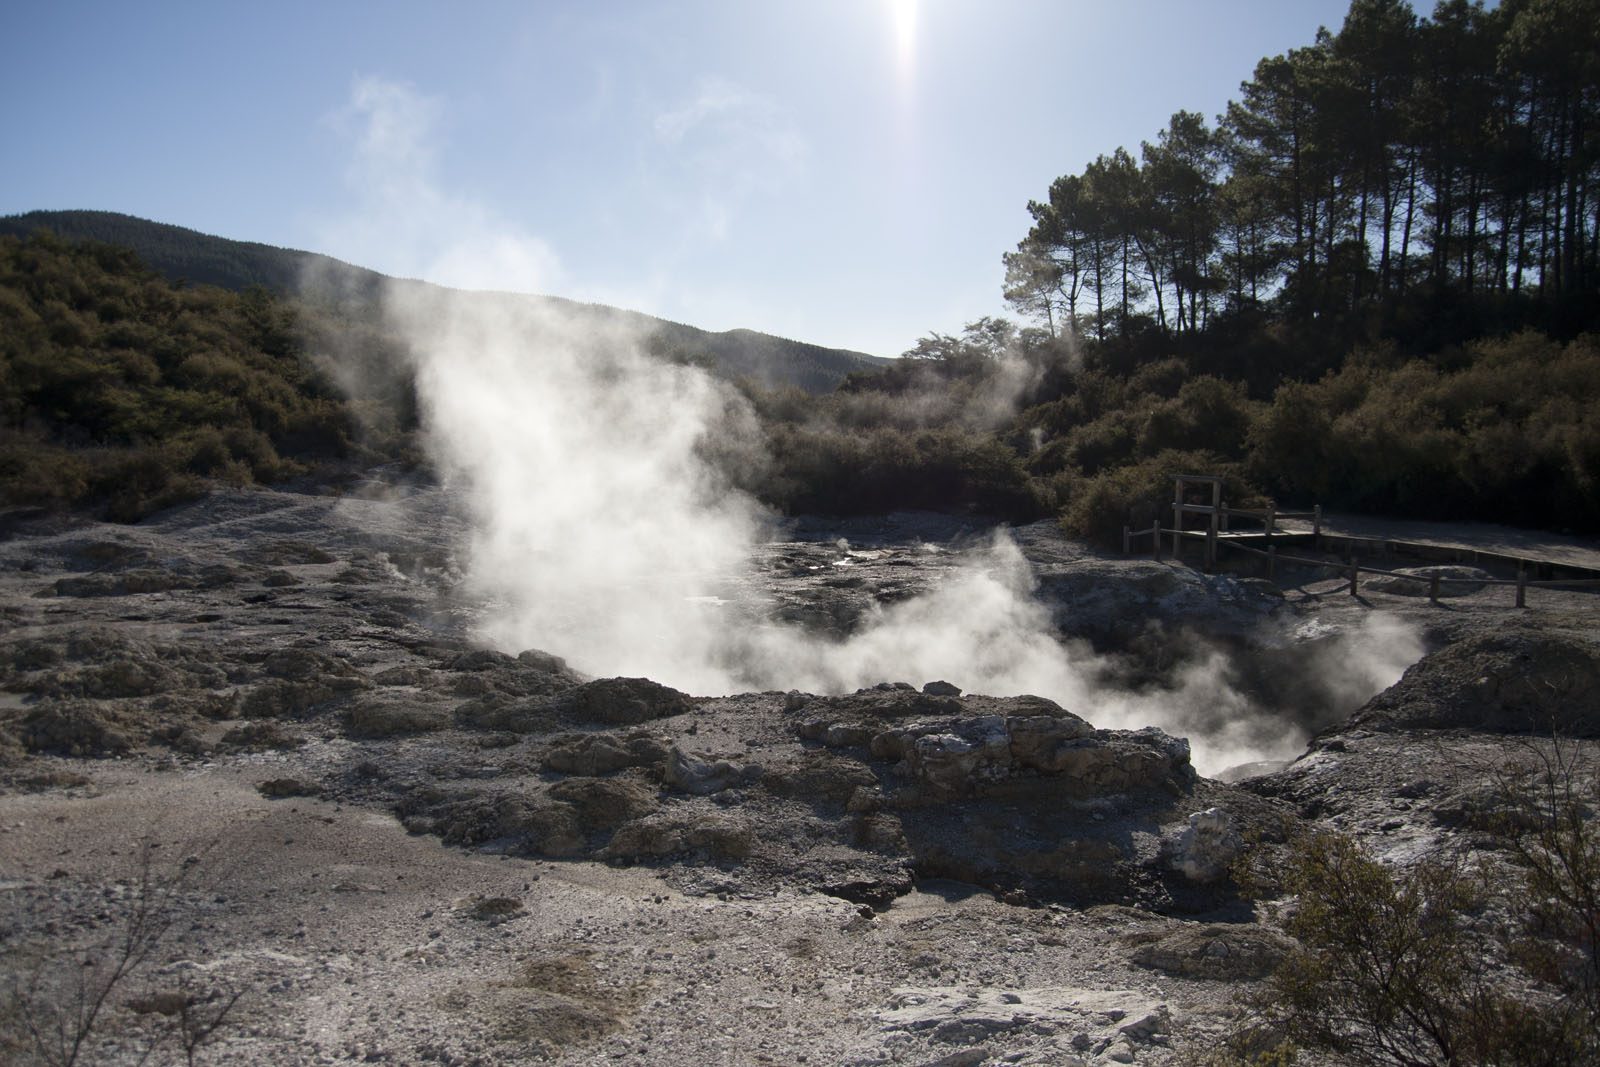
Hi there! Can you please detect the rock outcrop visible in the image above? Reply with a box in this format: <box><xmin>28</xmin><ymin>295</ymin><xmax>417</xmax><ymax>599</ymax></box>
<box><xmin>1346</xmin><ymin>624</ymin><xmax>1600</xmax><ymax>735</ymax></box>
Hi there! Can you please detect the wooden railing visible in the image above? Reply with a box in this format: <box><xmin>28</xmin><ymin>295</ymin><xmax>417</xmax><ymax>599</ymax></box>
<box><xmin>1123</xmin><ymin>502</ymin><xmax>1321</xmax><ymax>570</ymax></box>
<box><xmin>1122</xmin><ymin>520</ymin><xmax>1600</xmax><ymax>608</ymax></box>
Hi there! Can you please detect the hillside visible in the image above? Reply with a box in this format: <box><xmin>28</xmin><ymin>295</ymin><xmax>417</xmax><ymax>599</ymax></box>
<box><xmin>0</xmin><ymin>210</ymin><xmax>884</xmax><ymax>394</ymax></box>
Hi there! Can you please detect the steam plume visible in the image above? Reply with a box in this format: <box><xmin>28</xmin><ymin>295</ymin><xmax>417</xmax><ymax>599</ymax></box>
<box><xmin>377</xmin><ymin>283</ymin><xmax>1417</xmax><ymax>775</ymax></box>
<box><xmin>317</xmin><ymin>76</ymin><xmax>1423</xmax><ymax>777</ymax></box>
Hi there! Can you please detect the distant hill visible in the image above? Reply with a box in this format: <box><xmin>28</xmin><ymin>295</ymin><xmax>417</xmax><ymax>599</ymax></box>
<box><xmin>0</xmin><ymin>210</ymin><xmax>884</xmax><ymax>394</ymax></box>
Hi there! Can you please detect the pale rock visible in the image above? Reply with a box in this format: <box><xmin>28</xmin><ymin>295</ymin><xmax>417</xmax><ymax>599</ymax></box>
<box><xmin>1162</xmin><ymin>807</ymin><xmax>1243</xmax><ymax>883</ymax></box>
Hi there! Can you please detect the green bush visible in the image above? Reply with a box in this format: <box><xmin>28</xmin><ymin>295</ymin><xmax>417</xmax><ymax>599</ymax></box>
<box><xmin>1240</xmin><ymin>791</ymin><xmax>1600</xmax><ymax>1067</ymax></box>
<box><xmin>1060</xmin><ymin>450</ymin><xmax>1256</xmax><ymax>549</ymax></box>
<box><xmin>755</xmin><ymin>423</ymin><xmax>1043</xmax><ymax>519</ymax></box>
<box><xmin>0</xmin><ymin>232</ymin><xmax>367</xmax><ymax>518</ymax></box>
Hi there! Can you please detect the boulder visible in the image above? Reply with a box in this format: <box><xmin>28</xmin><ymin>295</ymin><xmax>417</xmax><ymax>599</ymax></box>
<box><xmin>1006</xmin><ymin>712</ymin><xmax>1098</xmax><ymax>771</ymax></box>
<box><xmin>15</xmin><ymin>702</ymin><xmax>134</xmax><ymax>757</ymax></box>
<box><xmin>242</xmin><ymin>680</ymin><xmax>346</xmax><ymax>720</ymax></box>
<box><xmin>547</xmin><ymin>777</ymin><xmax>660</xmax><ymax>833</ymax></box>
<box><xmin>761</xmin><ymin>750</ymin><xmax>881</xmax><ymax>807</ymax></box>
<box><xmin>454</xmin><ymin>695</ymin><xmax>551</xmax><ymax>733</ymax></box>
<box><xmin>563</xmin><ymin>678</ymin><xmax>693</xmax><ymax>725</ymax></box>
<box><xmin>1349</xmin><ymin>626</ymin><xmax>1600</xmax><ymax>736</ymax></box>
<box><xmin>220</xmin><ymin>721</ymin><xmax>305</xmax><ymax>751</ymax></box>
<box><xmin>258</xmin><ymin>777</ymin><xmax>321</xmax><ymax>799</ymax></box>
<box><xmin>1127</xmin><ymin>922</ymin><xmax>1295</xmax><ymax>980</ymax></box>
<box><xmin>417</xmin><ymin>791</ymin><xmax>584</xmax><ymax>857</ymax></box>
<box><xmin>542</xmin><ymin>733</ymin><xmax>668</xmax><ymax>776</ymax></box>
<box><xmin>262</xmin><ymin>647</ymin><xmax>367</xmax><ymax>685</ymax></box>
<box><xmin>904</xmin><ymin>721</ymin><xmax>1010</xmax><ymax>793</ymax></box>
<box><xmin>1162</xmin><ymin>807</ymin><xmax>1243</xmax><ymax>883</ymax></box>
<box><xmin>877</xmin><ymin>715</ymin><xmax>1189</xmax><ymax>799</ymax></box>
<box><xmin>662</xmin><ymin>745</ymin><xmax>755</xmax><ymax>795</ymax></box>
<box><xmin>602</xmin><ymin>810</ymin><xmax>754</xmax><ymax>862</ymax></box>
<box><xmin>344</xmin><ymin>695</ymin><xmax>450</xmax><ymax>738</ymax></box>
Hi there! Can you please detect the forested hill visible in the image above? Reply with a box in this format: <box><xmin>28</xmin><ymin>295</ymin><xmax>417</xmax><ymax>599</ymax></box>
<box><xmin>1005</xmin><ymin>0</ymin><xmax>1600</xmax><ymax>375</ymax></box>
<box><xmin>0</xmin><ymin>210</ymin><xmax>884</xmax><ymax>394</ymax></box>
<box><xmin>723</xmin><ymin>0</ymin><xmax>1600</xmax><ymax>541</ymax></box>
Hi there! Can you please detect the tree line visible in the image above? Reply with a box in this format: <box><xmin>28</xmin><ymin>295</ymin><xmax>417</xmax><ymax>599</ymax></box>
<box><xmin>1006</xmin><ymin>0</ymin><xmax>1600</xmax><ymax>354</ymax></box>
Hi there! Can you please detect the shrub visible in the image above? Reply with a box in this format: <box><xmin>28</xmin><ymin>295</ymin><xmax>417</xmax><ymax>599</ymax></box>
<box><xmin>2</xmin><ymin>838</ymin><xmax>247</xmax><ymax>1067</ymax></box>
<box><xmin>1060</xmin><ymin>450</ymin><xmax>1257</xmax><ymax>549</ymax></box>
<box><xmin>0</xmin><ymin>233</ymin><xmax>380</xmax><ymax>518</ymax></box>
<box><xmin>756</xmin><ymin>424</ymin><xmax>1044</xmax><ymax>519</ymax></box>
<box><xmin>1239</xmin><ymin>791</ymin><xmax>1600</xmax><ymax>1067</ymax></box>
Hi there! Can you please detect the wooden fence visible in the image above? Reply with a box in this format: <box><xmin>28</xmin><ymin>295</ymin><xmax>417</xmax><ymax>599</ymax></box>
<box><xmin>1122</xmin><ymin>477</ymin><xmax>1600</xmax><ymax>608</ymax></box>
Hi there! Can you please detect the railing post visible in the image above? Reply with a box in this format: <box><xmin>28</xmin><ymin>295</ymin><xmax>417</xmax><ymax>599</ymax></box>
<box><xmin>1265</xmin><ymin>504</ymin><xmax>1276</xmax><ymax>543</ymax></box>
<box><xmin>1267</xmin><ymin>544</ymin><xmax>1276</xmax><ymax>581</ymax></box>
<box><xmin>1205</xmin><ymin>525</ymin><xmax>1217</xmax><ymax>573</ymax></box>
<box><xmin>1152</xmin><ymin>521</ymin><xmax>1162</xmax><ymax>561</ymax></box>
<box><xmin>1348</xmin><ymin>563</ymin><xmax>1359</xmax><ymax>596</ymax></box>
<box><xmin>1429</xmin><ymin>573</ymin><xmax>1440</xmax><ymax>603</ymax></box>
<box><xmin>1123</xmin><ymin>525</ymin><xmax>1131</xmax><ymax>555</ymax></box>
<box><xmin>1313</xmin><ymin>504</ymin><xmax>1323</xmax><ymax>550</ymax></box>
<box><xmin>1171</xmin><ymin>503</ymin><xmax>1181</xmax><ymax>560</ymax></box>
<box><xmin>1516</xmin><ymin>562</ymin><xmax>1527</xmax><ymax>608</ymax></box>
<box><xmin>1220</xmin><ymin>503</ymin><xmax>1230</xmax><ymax>532</ymax></box>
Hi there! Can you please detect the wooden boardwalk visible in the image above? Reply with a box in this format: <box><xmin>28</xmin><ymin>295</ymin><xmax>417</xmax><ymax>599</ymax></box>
<box><xmin>1123</xmin><ymin>476</ymin><xmax>1600</xmax><ymax>605</ymax></box>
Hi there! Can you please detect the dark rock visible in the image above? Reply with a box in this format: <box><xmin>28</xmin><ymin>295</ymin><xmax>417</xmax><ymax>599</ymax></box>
<box><xmin>516</xmin><ymin>648</ymin><xmax>576</xmax><ymax>677</ymax></box>
<box><xmin>0</xmin><ymin>639</ymin><xmax>63</xmax><ymax>671</ymax></box>
<box><xmin>422</xmin><ymin>791</ymin><xmax>584</xmax><ymax>856</ymax></box>
<box><xmin>1349</xmin><ymin>626</ymin><xmax>1600</xmax><ymax>736</ymax></box>
<box><xmin>602</xmin><ymin>810</ymin><xmax>754</xmax><ymax>862</ymax></box>
<box><xmin>250</xmin><ymin>540</ymin><xmax>336</xmax><ymax>565</ymax></box>
<box><xmin>344</xmin><ymin>695</ymin><xmax>450</xmax><ymax>738</ymax></box>
<box><xmin>373</xmin><ymin>666</ymin><xmax>434</xmax><ymax>687</ymax></box>
<box><xmin>72</xmin><ymin>659</ymin><xmax>183</xmax><ymax>699</ymax></box>
<box><xmin>542</xmin><ymin>733</ymin><xmax>668</xmax><ymax>776</ymax></box>
<box><xmin>258</xmin><ymin>777</ymin><xmax>321</xmax><ymax>799</ymax></box>
<box><xmin>242</xmin><ymin>681</ymin><xmax>346</xmax><ymax>720</ymax></box>
<box><xmin>563</xmin><ymin>677</ymin><xmax>693</xmax><ymax>725</ymax></box>
<box><xmin>662</xmin><ymin>745</ymin><xmax>754</xmax><ymax>795</ymax></box>
<box><xmin>220</xmin><ymin>721</ymin><xmax>305</xmax><ymax>751</ymax></box>
<box><xmin>15</xmin><ymin>702</ymin><xmax>133</xmax><ymax>757</ymax></box>
<box><xmin>818</xmin><ymin>868</ymin><xmax>914</xmax><ymax>908</ymax></box>
<box><xmin>454</xmin><ymin>695</ymin><xmax>555</xmax><ymax>733</ymax></box>
<box><xmin>762</xmin><ymin>751</ymin><xmax>880</xmax><ymax>807</ymax></box>
<box><xmin>462</xmin><ymin>895</ymin><xmax>526</xmax><ymax>923</ymax></box>
<box><xmin>922</xmin><ymin>680</ymin><xmax>962</xmax><ymax>697</ymax></box>
<box><xmin>1127</xmin><ymin>922</ymin><xmax>1295</xmax><ymax>980</ymax></box>
<box><xmin>546</xmin><ymin>777</ymin><xmax>659</xmax><ymax>833</ymax></box>
<box><xmin>52</xmin><ymin>570</ymin><xmax>191</xmax><ymax>597</ymax></box>
<box><xmin>447</xmin><ymin>649</ymin><xmax>519</xmax><ymax>672</ymax></box>
<box><xmin>262</xmin><ymin>647</ymin><xmax>367</xmax><ymax>685</ymax></box>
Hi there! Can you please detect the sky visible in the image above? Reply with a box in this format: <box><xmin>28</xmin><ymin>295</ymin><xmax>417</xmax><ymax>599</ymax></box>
<box><xmin>1</xmin><ymin>0</ymin><xmax>1359</xmax><ymax>357</ymax></box>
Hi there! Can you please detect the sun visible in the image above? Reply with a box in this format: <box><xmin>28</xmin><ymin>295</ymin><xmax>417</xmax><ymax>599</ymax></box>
<box><xmin>888</xmin><ymin>0</ymin><xmax>918</xmax><ymax>79</ymax></box>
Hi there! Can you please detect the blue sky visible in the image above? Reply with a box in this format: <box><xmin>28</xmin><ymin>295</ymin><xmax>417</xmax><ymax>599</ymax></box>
<box><xmin>2</xmin><ymin>1</ymin><xmax>1357</xmax><ymax>356</ymax></box>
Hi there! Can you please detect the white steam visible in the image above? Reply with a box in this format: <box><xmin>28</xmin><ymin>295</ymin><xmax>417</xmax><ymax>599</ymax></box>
<box><xmin>386</xmin><ymin>284</ymin><xmax>762</xmax><ymax>688</ymax></box>
<box><xmin>378</xmin><ymin>283</ymin><xmax>1418</xmax><ymax>776</ymax></box>
<box><xmin>320</xmin><ymin>77</ymin><xmax>562</xmax><ymax>294</ymax></box>
<box><xmin>320</xmin><ymin>75</ymin><xmax>1424</xmax><ymax>778</ymax></box>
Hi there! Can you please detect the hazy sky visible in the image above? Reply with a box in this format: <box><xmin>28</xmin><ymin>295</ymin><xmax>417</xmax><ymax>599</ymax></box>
<box><xmin>1</xmin><ymin>1</ymin><xmax>1357</xmax><ymax>356</ymax></box>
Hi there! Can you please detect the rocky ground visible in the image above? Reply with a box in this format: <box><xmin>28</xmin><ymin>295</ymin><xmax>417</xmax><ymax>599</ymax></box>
<box><xmin>1</xmin><ymin>481</ymin><xmax>1597</xmax><ymax>1065</ymax></box>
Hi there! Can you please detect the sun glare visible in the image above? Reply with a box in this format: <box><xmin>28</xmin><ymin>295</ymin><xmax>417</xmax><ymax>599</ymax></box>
<box><xmin>888</xmin><ymin>0</ymin><xmax>917</xmax><ymax>81</ymax></box>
